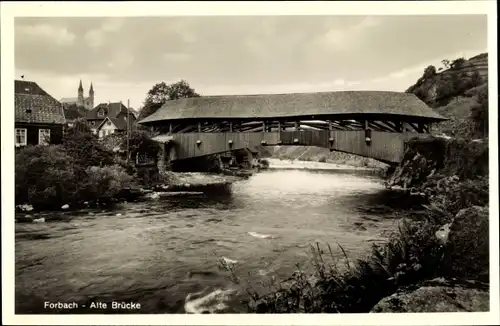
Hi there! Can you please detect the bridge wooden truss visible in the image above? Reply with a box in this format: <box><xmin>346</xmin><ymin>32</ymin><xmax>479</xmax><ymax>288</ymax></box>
<box><xmin>138</xmin><ymin>91</ymin><xmax>447</xmax><ymax>166</ymax></box>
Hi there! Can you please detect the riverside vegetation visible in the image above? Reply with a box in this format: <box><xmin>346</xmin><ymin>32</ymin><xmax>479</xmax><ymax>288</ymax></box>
<box><xmin>15</xmin><ymin>118</ymin><xmax>254</xmax><ymax>215</ymax></box>
<box><xmin>15</xmin><ymin>119</ymin><xmax>162</xmax><ymax>213</ymax></box>
<box><xmin>222</xmin><ymin>136</ymin><xmax>489</xmax><ymax>313</ymax></box>
<box><xmin>224</xmin><ymin>53</ymin><xmax>490</xmax><ymax>313</ymax></box>
<box><xmin>15</xmin><ymin>53</ymin><xmax>491</xmax><ymax>313</ymax></box>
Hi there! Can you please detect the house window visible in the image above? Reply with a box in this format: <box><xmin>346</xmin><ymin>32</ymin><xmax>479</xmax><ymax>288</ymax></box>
<box><xmin>39</xmin><ymin>129</ymin><xmax>51</xmax><ymax>145</ymax></box>
<box><xmin>15</xmin><ymin>128</ymin><xmax>27</xmax><ymax>147</ymax></box>
<box><xmin>107</xmin><ymin>120</ymin><xmax>111</xmax><ymax>126</ymax></box>
<box><xmin>91</xmin><ymin>121</ymin><xmax>96</xmax><ymax>126</ymax></box>
<box><xmin>98</xmin><ymin>110</ymin><xmax>104</xmax><ymax>117</ymax></box>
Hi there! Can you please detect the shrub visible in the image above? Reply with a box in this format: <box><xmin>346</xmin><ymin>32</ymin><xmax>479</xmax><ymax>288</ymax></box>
<box><xmin>78</xmin><ymin>165</ymin><xmax>134</xmax><ymax>202</ymax></box>
<box><xmin>15</xmin><ymin>145</ymin><xmax>80</xmax><ymax>209</ymax></box>
<box><xmin>470</xmin><ymin>85</ymin><xmax>489</xmax><ymax>137</ymax></box>
<box><xmin>246</xmin><ymin>219</ymin><xmax>444</xmax><ymax>313</ymax></box>
<box><xmin>15</xmin><ymin>145</ymin><xmax>135</xmax><ymax>209</ymax></box>
<box><xmin>62</xmin><ymin>128</ymin><xmax>115</xmax><ymax>167</ymax></box>
<box><xmin>317</xmin><ymin>156</ymin><xmax>327</xmax><ymax>163</ymax></box>
<box><xmin>259</xmin><ymin>158</ymin><xmax>270</xmax><ymax>168</ymax></box>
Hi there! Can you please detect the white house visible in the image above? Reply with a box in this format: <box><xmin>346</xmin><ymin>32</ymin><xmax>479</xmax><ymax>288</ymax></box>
<box><xmin>95</xmin><ymin>116</ymin><xmax>134</xmax><ymax>139</ymax></box>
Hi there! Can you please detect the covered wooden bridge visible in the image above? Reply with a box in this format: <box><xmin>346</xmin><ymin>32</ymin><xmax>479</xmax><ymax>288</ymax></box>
<box><xmin>138</xmin><ymin>91</ymin><xmax>447</xmax><ymax>166</ymax></box>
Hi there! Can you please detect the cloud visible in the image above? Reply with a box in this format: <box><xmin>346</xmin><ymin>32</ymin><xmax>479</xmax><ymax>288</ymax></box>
<box><xmin>84</xmin><ymin>29</ymin><xmax>105</xmax><ymax>48</ymax></box>
<box><xmin>101</xmin><ymin>17</ymin><xmax>125</xmax><ymax>32</ymax></box>
<box><xmin>17</xmin><ymin>24</ymin><xmax>75</xmax><ymax>46</ymax></box>
<box><xmin>84</xmin><ymin>18</ymin><xmax>125</xmax><ymax>49</ymax></box>
<box><xmin>13</xmin><ymin>16</ymin><xmax>488</xmax><ymax>109</ymax></box>
<box><xmin>163</xmin><ymin>52</ymin><xmax>192</xmax><ymax>62</ymax></box>
<box><xmin>318</xmin><ymin>16</ymin><xmax>382</xmax><ymax>51</ymax></box>
<box><xmin>107</xmin><ymin>52</ymin><xmax>135</xmax><ymax>70</ymax></box>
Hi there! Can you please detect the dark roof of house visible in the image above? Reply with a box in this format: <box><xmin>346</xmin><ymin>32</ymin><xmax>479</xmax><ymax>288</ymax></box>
<box><xmin>15</xmin><ymin>80</ymin><xmax>51</xmax><ymax>96</ymax></box>
<box><xmin>15</xmin><ymin>80</ymin><xmax>66</xmax><ymax>125</ymax></box>
<box><xmin>87</xmin><ymin>102</ymin><xmax>135</xmax><ymax>120</ymax></box>
<box><xmin>96</xmin><ymin>116</ymin><xmax>135</xmax><ymax>131</ymax></box>
<box><xmin>139</xmin><ymin>91</ymin><xmax>448</xmax><ymax>124</ymax></box>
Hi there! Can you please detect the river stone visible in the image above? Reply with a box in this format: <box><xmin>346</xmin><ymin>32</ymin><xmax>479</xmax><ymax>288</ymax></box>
<box><xmin>440</xmin><ymin>206</ymin><xmax>489</xmax><ymax>281</ymax></box>
<box><xmin>370</xmin><ymin>285</ymin><xmax>489</xmax><ymax>312</ymax></box>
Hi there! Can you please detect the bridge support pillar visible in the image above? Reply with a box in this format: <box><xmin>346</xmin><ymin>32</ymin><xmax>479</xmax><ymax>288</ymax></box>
<box><xmin>157</xmin><ymin>142</ymin><xmax>167</xmax><ymax>171</ymax></box>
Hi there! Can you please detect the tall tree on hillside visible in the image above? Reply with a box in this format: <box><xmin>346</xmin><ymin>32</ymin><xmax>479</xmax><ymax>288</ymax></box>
<box><xmin>470</xmin><ymin>71</ymin><xmax>484</xmax><ymax>88</ymax></box>
<box><xmin>470</xmin><ymin>86</ymin><xmax>489</xmax><ymax>137</ymax></box>
<box><xmin>442</xmin><ymin>59</ymin><xmax>451</xmax><ymax>69</ymax></box>
<box><xmin>138</xmin><ymin>80</ymin><xmax>200</xmax><ymax>121</ymax></box>
<box><xmin>451</xmin><ymin>57</ymin><xmax>467</xmax><ymax>69</ymax></box>
<box><xmin>423</xmin><ymin>65</ymin><xmax>437</xmax><ymax>79</ymax></box>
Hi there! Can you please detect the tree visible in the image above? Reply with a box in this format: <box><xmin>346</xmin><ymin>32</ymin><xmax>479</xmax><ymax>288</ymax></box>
<box><xmin>121</xmin><ymin>130</ymin><xmax>161</xmax><ymax>162</ymax></box>
<box><xmin>470</xmin><ymin>86</ymin><xmax>488</xmax><ymax>137</ymax></box>
<box><xmin>62</xmin><ymin>126</ymin><xmax>114</xmax><ymax>167</ymax></box>
<box><xmin>71</xmin><ymin>117</ymin><xmax>92</xmax><ymax>133</ymax></box>
<box><xmin>442</xmin><ymin>59</ymin><xmax>451</xmax><ymax>69</ymax></box>
<box><xmin>138</xmin><ymin>80</ymin><xmax>200</xmax><ymax>121</ymax></box>
<box><xmin>423</xmin><ymin>65</ymin><xmax>437</xmax><ymax>79</ymax></box>
<box><xmin>63</xmin><ymin>103</ymin><xmax>88</xmax><ymax>120</ymax></box>
<box><xmin>451</xmin><ymin>57</ymin><xmax>467</xmax><ymax>69</ymax></box>
<box><xmin>470</xmin><ymin>71</ymin><xmax>484</xmax><ymax>88</ymax></box>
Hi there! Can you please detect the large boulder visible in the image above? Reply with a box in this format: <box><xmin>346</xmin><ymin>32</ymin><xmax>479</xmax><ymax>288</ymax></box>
<box><xmin>371</xmin><ymin>281</ymin><xmax>489</xmax><ymax>312</ymax></box>
<box><xmin>440</xmin><ymin>206</ymin><xmax>489</xmax><ymax>281</ymax></box>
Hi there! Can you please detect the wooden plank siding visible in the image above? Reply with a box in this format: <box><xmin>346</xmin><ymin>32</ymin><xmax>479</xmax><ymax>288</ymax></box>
<box><xmin>170</xmin><ymin>130</ymin><xmax>424</xmax><ymax>164</ymax></box>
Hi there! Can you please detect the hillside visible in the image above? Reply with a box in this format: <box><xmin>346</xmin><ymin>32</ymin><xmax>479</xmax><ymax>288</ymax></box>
<box><xmin>405</xmin><ymin>52</ymin><xmax>488</xmax><ymax>139</ymax></box>
<box><xmin>266</xmin><ymin>53</ymin><xmax>488</xmax><ymax>166</ymax></box>
<box><xmin>266</xmin><ymin>146</ymin><xmax>385</xmax><ymax>168</ymax></box>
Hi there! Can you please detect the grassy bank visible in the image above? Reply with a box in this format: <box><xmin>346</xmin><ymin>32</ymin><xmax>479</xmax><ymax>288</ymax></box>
<box><xmin>236</xmin><ymin>136</ymin><xmax>489</xmax><ymax>313</ymax></box>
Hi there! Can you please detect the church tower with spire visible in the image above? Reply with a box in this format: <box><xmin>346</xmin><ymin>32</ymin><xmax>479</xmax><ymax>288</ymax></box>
<box><xmin>77</xmin><ymin>79</ymin><xmax>84</xmax><ymax>106</ymax></box>
<box><xmin>61</xmin><ymin>79</ymin><xmax>96</xmax><ymax>110</ymax></box>
<box><xmin>89</xmin><ymin>82</ymin><xmax>95</xmax><ymax>109</ymax></box>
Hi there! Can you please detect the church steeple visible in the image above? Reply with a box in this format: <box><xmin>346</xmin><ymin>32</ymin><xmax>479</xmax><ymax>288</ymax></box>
<box><xmin>77</xmin><ymin>79</ymin><xmax>84</xmax><ymax>105</ymax></box>
<box><xmin>88</xmin><ymin>82</ymin><xmax>95</xmax><ymax>110</ymax></box>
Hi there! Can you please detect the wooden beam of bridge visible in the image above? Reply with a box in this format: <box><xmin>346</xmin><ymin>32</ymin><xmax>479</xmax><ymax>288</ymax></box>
<box><xmin>163</xmin><ymin>130</ymin><xmax>423</xmax><ymax>165</ymax></box>
<box><xmin>157</xmin><ymin>118</ymin><xmax>432</xmax><ymax>135</ymax></box>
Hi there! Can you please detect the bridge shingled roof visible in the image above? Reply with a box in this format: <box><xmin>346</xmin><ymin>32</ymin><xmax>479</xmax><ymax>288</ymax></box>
<box><xmin>138</xmin><ymin>91</ymin><xmax>448</xmax><ymax>124</ymax></box>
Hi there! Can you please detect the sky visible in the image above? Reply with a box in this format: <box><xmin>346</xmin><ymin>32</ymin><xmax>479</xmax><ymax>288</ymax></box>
<box><xmin>15</xmin><ymin>15</ymin><xmax>487</xmax><ymax>109</ymax></box>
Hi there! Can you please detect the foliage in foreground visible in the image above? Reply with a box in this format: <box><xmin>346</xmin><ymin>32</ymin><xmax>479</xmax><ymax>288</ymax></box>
<box><xmin>237</xmin><ymin>220</ymin><xmax>444</xmax><ymax>313</ymax></box>
<box><xmin>15</xmin><ymin>123</ymin><xmax>140</xmax><ymax>209</ymax></box>
<box><xmin>15</xmin><ymin>145</ymin><xmax>134</xmax><ymax>209</ymax></box>
<box><xmin>238</xmin><ymin>134</ymin><xmax>490</xmax><ymax>313</ymax></box>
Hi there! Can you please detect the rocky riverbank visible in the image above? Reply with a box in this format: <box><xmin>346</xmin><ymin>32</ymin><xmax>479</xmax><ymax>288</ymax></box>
<box><xmin>16</xmin><ymin>171</ymin><xmax>248</xmax><ymax>222</ymax></box>
<box><xmin>246</xmin><ymin>135</ymin><xmax>490</xmax><ymax>313</ymax></box>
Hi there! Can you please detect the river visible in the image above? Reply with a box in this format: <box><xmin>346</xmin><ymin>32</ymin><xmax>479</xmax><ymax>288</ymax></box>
<box><xmin>15</xmin><ymin>169</ymin><xmax>418</xmax><ymax>314</ymax></box>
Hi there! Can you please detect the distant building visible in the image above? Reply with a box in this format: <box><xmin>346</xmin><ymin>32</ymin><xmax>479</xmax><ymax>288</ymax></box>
<box><xmin>96</xmin><ymin>116</ymin><xmax>136</xmax><ymax>139</ymax></box>
<box><xmin>60</xmin><ymin>80</ymin><xmax>94</xmax><ymax>110</ymax></box>
<box><xmin>86</xmin><ymin>102</ymin><xmax>137</xmax><ymax>137</ymax></box>
<box><xmin>14</xmin><ymin>80</ymin><xmax>66</xmax><ymax>147</ymax></box>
